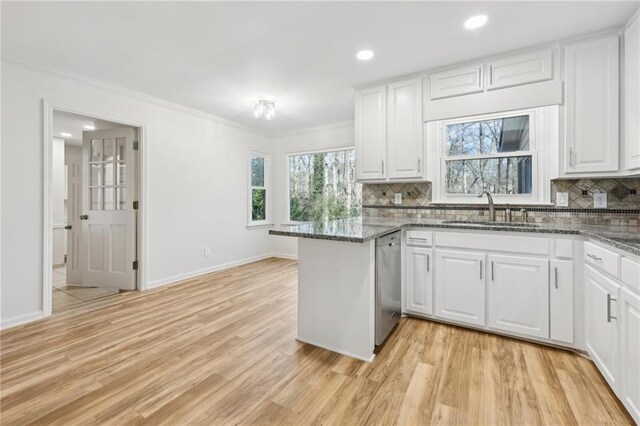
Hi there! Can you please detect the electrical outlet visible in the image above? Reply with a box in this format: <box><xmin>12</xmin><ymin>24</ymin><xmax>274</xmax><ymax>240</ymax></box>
<box><xmin>394</xmin><ymin>193</ymin><xmax>402</xmax><ymax>205</ymax></box>
<box><xmin>593</xmin><ymin>192</ymin><xmax>607</xmax><ymax>208</ymax></box>
<box><xmin>556</xmin><ymin>192</ymin><xmax>569</xmax><ymax>207</ymax></box>
<box><xmin>204</xmin><ymin>247</ymin><xmax>211</xmax><ymax>257</ymax></box>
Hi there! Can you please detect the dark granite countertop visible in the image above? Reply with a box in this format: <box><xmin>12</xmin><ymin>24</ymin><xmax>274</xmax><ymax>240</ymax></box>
<box><xmin>269</xmin><ymin>218</ymin><xmax>640</xmax><ymax>256</ymax></box>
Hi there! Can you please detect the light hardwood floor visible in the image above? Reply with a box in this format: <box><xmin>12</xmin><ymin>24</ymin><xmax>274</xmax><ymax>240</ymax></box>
<box><xmin>0</xmin><ymin>257</ymin><xmax>633</xmax><ymax>425</ymax></box>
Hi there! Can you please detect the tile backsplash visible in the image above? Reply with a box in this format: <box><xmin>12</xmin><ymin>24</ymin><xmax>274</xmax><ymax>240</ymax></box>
<box><xmin>362</xmin><ymin>178</ymin><xmax>640</xmax><ymax>209</ymax></box>
<box><xmin>361</xmin><ymin>178</ymin><xmax>640</xmax><ymax>227</ymax></box>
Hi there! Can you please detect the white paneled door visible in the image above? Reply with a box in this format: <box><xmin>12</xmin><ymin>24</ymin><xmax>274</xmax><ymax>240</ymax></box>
<box><xmin>66</xmin><ymin>154</ymin><xmax>82</xmax><ymax>284</ymax></box>
<box><xmin>81</xmin><ymin>127</ymin><xmax>137</xmax><ymax>290</ymax></box>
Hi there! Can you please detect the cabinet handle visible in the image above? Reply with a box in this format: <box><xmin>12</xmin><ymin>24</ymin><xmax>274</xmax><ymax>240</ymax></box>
<box><xmin>381</xmin><ymin>160</ymin><xmax>385</xmax><ymax>175</ymax></box>
<box><xmin>417</xmin><ymin>158</ymin><xmax>421</xmax><ymax>173</ymax></box>
<box><xmin>480</xmin><ymin>260</ymin><xmax>483</xmax><ymax>279</ymax></box>
<box><xmin>587</xmin><ymin>253</ymin><xmax>602</xmax><ymax>261</ymax></box>
<box><xmin>607</xmin><ymin>293</ymin><xmax>617</xmax><ymax>322</ymax></box>
<box><xmin>427</xmin><ymin>254</ymin><xmax>430</xmax><ymax>272</ymax></box>
<box><xmin>568</xmin><ymin>147</ymin><xmax>574</xmax><ymax>167</ymax></box>
<box><xmin>554</xmin><ymin>267</ymin><xmax>559</xmax><ymax>289</ymax></box>
<box><xmin>491</xmin><ymin>261</ymin><xmax>494</xmax><ymax>281</ymax></box>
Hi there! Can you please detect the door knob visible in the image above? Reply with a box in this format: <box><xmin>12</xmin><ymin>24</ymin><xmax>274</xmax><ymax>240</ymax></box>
<box><xmin>80</xmin><ymin>214</ymin><xmax>89</xmax><ymax>220</ymax></box>
<box><xmin>64</xmin><ymin>225</ymin><xmax>72</xmax><ymax>230</ymax></box>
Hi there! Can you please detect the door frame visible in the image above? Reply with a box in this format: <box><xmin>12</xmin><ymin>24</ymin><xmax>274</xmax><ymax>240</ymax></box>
<box><xmin>42</xmin><ymin>100</ymin><xmax>148</xmax><ymax>316</ymax></box>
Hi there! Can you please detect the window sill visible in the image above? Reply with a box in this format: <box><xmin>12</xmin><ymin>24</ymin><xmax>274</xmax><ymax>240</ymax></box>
<box><xmin>247</xmin><ymin>222</ymin><xmax>274</xmax><ymax>229</ymax></box>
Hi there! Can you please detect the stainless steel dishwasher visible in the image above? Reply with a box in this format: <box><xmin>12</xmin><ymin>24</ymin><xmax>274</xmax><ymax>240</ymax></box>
<box><xmin>375</xmin><ymin>231</ymin><xmax>402</xmax><ymax>345</ymax></box>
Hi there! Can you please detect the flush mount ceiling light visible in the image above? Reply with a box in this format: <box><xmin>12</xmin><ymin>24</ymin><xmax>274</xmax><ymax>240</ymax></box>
<box><xmin>464</xmin><ymin>14</ymin><xmax>488</xmax><ymax>30</ymax></box>
<box><xmin>60</xmin><ymin>132</ymin><xmax>72</xmax><ymax>137</ymax></box>
<box><xmin>84</xmin><ymin>125</ymin><xmax>95</xmax><ymax>130</ymax></box>
<box><xmin>253</xmin><ymin>99</ymin><xmax>276</xmax><ymax>120</ymax></box>
<box><xmin>356</xmin><ymin>50</ymin><xmax>374</xmax><ymax>61</ymax></box>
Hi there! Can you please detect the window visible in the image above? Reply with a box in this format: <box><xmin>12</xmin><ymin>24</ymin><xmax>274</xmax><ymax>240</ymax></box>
<box><xmin>248</xmin><ymin>152</ymin><xmax>269</xmax><ymax>226</ymax></box>
<box><xmin>431</xmin><ymin>107</ymin><xmax>555</xmax><ymax>204</ymax></box>
<box><xmin>288</xmin><ymin>149</ymin><xmax>361</xmax><ymax>222</ymax></box>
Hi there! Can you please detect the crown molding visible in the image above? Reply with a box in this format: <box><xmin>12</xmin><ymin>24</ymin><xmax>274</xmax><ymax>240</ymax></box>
<box><xmin>274</xmin><ymin>120</ymin><xmax>354</xmax><ymax>138</ymax></box>
<box><xmin>2</xmin><ymin>55</ymin><xmax>273</xmax><ymax>138</ymax></box>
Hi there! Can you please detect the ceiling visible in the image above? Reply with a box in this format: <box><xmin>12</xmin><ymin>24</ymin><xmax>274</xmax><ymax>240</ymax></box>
<box><xmin>3</xmin><ymin>1</ymin><xmax>638</xmax><ymax>134</ymax></box>
<box><xmin>53</xmin><ymin>111</ymin><xmax>126</xmax><ymax>146</ymax></box>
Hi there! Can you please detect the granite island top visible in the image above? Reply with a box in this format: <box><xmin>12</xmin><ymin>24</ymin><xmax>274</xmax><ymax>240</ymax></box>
<box><xmin>269</xmin><ymin>218</ymin><xmax>640</xmax><ymax>256</ymax></box>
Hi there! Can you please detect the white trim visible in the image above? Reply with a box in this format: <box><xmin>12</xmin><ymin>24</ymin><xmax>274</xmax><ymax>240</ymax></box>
<box><xmin>285</xmin><ymin>145</ymin><xmax>355</xmax><ymax>157</ymax></box>
<box><xmin>42</xmin><ymin>101</ymin><xmax>149</xmax><ymax>319</ymax></box>
<box><xmin>248</xmin><ymin>151</ymin><xmax>270</xmax><ymax>226</ymax></box>
<box><xmin>3</xmin><ymin>56</ymin><xmax>271</xmax><ymax>138</ymax></box>
<box><xmin>1</xmin><ymin>311</ymin><xmax>45</xmax><ymax>330</ymax></box>
<box><xmin>295</xmin><ymin>336</ymin><xmax>375</xmax><ymax>362</ymax></box>
<box><xmin>145</xmin><ymin>253</ymin><xmax>284</xmax><ymax>289</ymax></box>
<box><xmin>271</xmin><ymin>253</ymin><xmax>298</xmax><ymax>260</ymax></box>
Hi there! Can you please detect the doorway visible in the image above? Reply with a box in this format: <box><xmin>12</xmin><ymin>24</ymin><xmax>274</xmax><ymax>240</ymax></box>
<box><xmin>47</xmin><ymin>109</ymin><xmax>142</xmax><ymax>314</ymax></box>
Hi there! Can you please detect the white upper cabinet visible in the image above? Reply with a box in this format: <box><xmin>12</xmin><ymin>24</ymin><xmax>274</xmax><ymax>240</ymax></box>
<box><xmin>428</xmin><ymin>64</ymin><xmax>483</xmax><ymax>100</ymax></box>
<box><xmin>355</xmin><ymin>77</ymin><xmax>424</xmax><ymax>181</ymax></box>
<box><xmin>354</xmin><ymin>85</ymin><xmax>387</xmax><ymax>180</ymax></box>
<box><xmin>564</xmin><ymin>34</ymin><xmax>620</xmax><ymax>174</ymax></box>
<box><xmin>625</xmin><ymin>14</ymin><xmax>640</xmax><ymax>173</ymax></box>
<box><xmin>387</xmin><ymin>77</ymin><xmax>423</xmax><ymax>179</ymax></box>
<box><xmin>487</xmin><ymin>255</ymin><xmax>549</xmax><ymax>339</ymax></box>
<box><xmin>487</xmin><ymin>48</ymin><xmax>553</xmax><ymax>90</ymax></box>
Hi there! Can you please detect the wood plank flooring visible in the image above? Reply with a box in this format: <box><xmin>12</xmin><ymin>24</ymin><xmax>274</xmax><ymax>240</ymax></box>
<box><xmin>0</xmin><ymin>257</ymin><xmax>634</xmax><ymax>425</ymax></box>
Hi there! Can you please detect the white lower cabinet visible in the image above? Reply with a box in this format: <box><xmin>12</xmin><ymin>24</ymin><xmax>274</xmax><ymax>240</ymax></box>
<box><xmin>487</xmin><ymin>255</ymin><xmax>549</xmax><ymax>339</ymax></box>
<box><xmin>435</xmin><ymin>249</ymin><xmax>485</xmax><ymax>326</ymax></box>
<box><xmin>405</xmin><ymin>246</ymin><xmax>433</xmax><ymax>315</ymax></box>
<box><xmin>620</xmin><ymin>288</ymin><xmax>640</xmax><ymax>423</ymax></box>
<box><xmin>550</xmin><ymin>259</ymin><xmax>574</xmax><ymax>343</ymax></box>
<box><xmin>584</xmin><ymin>265</ymin><xmax>620</xmax><ymax>391</ymax></box>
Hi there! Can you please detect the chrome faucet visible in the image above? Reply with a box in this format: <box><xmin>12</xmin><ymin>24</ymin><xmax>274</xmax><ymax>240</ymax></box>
<box><xmin>477</xmin><ymin>190</ymin><xmax>495</xmax><ymax>221</ymax></box>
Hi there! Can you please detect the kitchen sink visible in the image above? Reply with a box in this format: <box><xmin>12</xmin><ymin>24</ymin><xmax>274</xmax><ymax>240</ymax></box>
<box><xmin>442</xmin><ymin>220</ymin><xmax>540</xmax><ymax>228</ymax></box>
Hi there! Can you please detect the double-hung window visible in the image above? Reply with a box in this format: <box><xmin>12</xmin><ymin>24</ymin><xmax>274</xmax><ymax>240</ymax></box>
<box><xmin>248</xmin><ymin>152</ymin><xmax>269</xmax><ymax>226</ymax></box>
<box><xmin>431</xmin><ymin>108</ymin><xmax>554</xmax><ymax>204</ymax></box>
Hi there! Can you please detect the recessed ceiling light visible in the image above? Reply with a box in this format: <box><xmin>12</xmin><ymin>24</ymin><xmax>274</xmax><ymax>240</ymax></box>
<box><xmin>60</xmin><ymin>132</ymin><xmax>72</xmax><ymax>137</ymax></box>
<box><xmin>464</xmin><ymin>15</ymin><xmax>488</xmax><ymax>30</ymax></box>
<box><xmin>356</xmin><ymin>50</ymin><xmax>374</xmax><ymax>61</ymax></box>
<box><xmin>84</xmin><ymin>125</ymin><xmax>95</xmax><ymax>130</ymax></box>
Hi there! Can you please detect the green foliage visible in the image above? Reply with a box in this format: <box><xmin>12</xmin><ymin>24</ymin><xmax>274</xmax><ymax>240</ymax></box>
<box><xmin>289</xmin><ymin>150</ymin><xmax>361</xmax><ymax>222</ymax></box>
<box><xmin>252</xmin><ymin>189</ymin><xmax>265</xmax><ymax>221</ymax></box>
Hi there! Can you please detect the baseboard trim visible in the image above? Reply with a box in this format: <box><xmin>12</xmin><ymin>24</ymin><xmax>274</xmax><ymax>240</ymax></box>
<box><xmin>270</xmin><ymin>252</ymin><xmax>298</xmax><ymax>260</ymax></box>
<box><xmin>1</xmin><ymin>311</ymin><xmax>45</xmax><ymax>330</ymax></box>
<box><xmin>145</xmin><ymin>253</ymin><xmax>294</xmax><ymax>290</ymax></box>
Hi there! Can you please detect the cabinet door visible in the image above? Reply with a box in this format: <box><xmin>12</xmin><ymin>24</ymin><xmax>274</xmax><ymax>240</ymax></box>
<box><xmin>564</xmin><ymin>35</ymin><xmax>619</xmax><ymax>174</ymax></box>
<box><xmin>487</xmin><ymin>48</ymin><xmax>553</xmax><ymax>91</ymax></box>
<box><xmin>625</xmin><ymin>15</ymin><xmax>640</xmax><ymax>172</ymax></box>
<box><xmin>435</xmin><ymin>250</ymin><xmax>485</xmax><ymax>326</ymax></box>
<box><xmin>584</xmin><ymin>266</ymin><xmax>620</xmax><ymax>391</ymax></box>
<box><xmin>405</xmin><ymin>246</ymin><xmax>432</xmax><ymax>316</ymax></box>
<box><xmin>487</xmin><ymin>255</ymin><xmax>549</xmax><ymax>339</ymax></box>
<box><xmin>550</xmin><ymin>259</ymin><xmax>574</xmax><ymax>344</ymax></box>
<box><xmin>387</xmin><ymin>78</ymin><xmax>423</xmax><ymax>179</ymax></box>
<box><xmin>620</xmin><ymin>288</ymin><xmax>640</xmax><ymax>423</ymax></box>
<box><xmin>429</xmin><ymin>65</ymin><xmax>483</xmax><ymax>100</ymax></box>
<box><xmin>355</xmin><ymin>85</ymin><xmax>387</xmax><ymax>180</ymax></box>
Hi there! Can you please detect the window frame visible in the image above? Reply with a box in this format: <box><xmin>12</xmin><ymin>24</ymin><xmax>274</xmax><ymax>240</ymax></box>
<box><xmin>285</xmin><ymin>146</ymin><xmax>358</xmax><ymax>224</ymax></box>
<box><xmin>430</xmin><ymin>107</ymin><xmax>554</xmax><ymax>205</ymax></box>
<box><xmin>247</xmin><ymin>151</ymin><xmax>271</xmax><ymax>227</ymax></box>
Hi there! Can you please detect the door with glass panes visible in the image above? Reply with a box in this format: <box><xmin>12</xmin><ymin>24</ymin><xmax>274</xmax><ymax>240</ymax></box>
<box><xmin>80</xmin><ymin>127</ymin><xmax>137</xmax><ymax>290</ymax></box>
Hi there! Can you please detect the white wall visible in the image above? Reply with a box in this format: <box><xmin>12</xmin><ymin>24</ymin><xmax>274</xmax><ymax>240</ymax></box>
<box><xmin>1</xmin><ymin>59</ymin><xmax>276</xmax><ymax>327</ymax></box>
<box><xmin>51</xmin><ymin>138</ymin><xmax>66</xmax><ymax>265</ymax></box>
<box><xmin>271</xmin><ymin>122</ymin><xmax>355</xmax><ymax>257</ymax></box>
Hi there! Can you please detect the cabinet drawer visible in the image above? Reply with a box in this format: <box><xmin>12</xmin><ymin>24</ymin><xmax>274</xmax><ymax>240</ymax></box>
<box><xmin>406</xmin><ymin>230</ymin><xmax>432</xmax><ymax>247</ymax></box>
<box><xmin>621</xmin><ymin>257</ymin><xmax>640</xmax><ymax>294</ymax></box>
<box><xmin>435</xmin><ymin>232</ymin><xmax>548</xmax><ymax>255</ymax></box>
<box><xmin>584</xmin><ymin>241</ymin><xmax>620</xmax><ymax>278</ymax></box>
